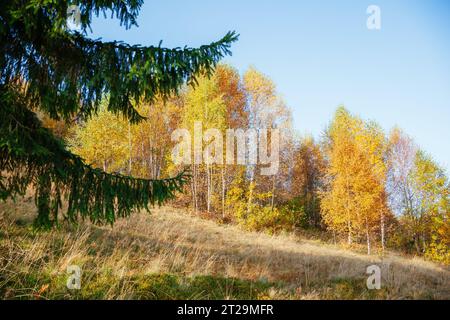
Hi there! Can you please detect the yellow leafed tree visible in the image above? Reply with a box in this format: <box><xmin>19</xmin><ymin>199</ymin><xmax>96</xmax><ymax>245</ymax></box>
<box><xmin>321</xmin><ymin>107</ymin><xmax>389</xmax><ymax>254</ymax></box>
<box><xmin>69</xmin><ymin>106</ymin><xmax>129</xmax><ymax>173</ymax></box>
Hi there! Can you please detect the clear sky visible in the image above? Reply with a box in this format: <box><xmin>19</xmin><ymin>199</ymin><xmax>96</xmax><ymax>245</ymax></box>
<box><xmin>90</xmin><ymin>0</ymin><xmax>450</xmax><ymax>173</ymax></box>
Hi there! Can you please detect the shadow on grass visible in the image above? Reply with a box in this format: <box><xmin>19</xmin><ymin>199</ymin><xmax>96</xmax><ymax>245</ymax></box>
<box><xmin>1</xmin><ymin>272</ymin><xmax>275</xmax><ymax>300</ymax></box>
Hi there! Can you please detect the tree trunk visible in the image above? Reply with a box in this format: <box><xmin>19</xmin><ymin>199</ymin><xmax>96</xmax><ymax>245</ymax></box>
<box><xmin>206</xmin><ymin>164</ymin><xmax>211</xmax><ymax>213</ymax></box>
<box><xmin>380</xmin><ymin>210</ymin><xmax>385</xmax><ymax>253</ymax></box>
<box><xmin>191</xmin><ymin>182</ymin><xmax>196</xmax><ymax>212</ymax></box>
<box><xmin>247</xmin><ymin>182</ymin><xmax>254</xmax><ymax>214</ymax></box>
<box><xmin>222</xmin><ymin>166</ymin><xmax>226</xmax><ymax>219</ymax></box>
<box><xmin>414</xmin><ymin>234</ymin><xmax>421</xmax><ymax>254</ymax></box>
<box><xmin>366</xmin><ymin>222</ymin><xmax>371</xmax><ymax>255</ymax></box>
<box><xmin>128</xmin><ymin>122</ymin><xmax>132</xmax><ymax>175</ymax></box>
<box><xmin>192</xmin><ymin>165</ymin><xmax>198</xmax><ymax>213</ymax></box>
<box><xmin>270</xmin><ymin>175</ymin><xmax>276</xmax><ymax>211</ymax></box>
<box><xmin>347</xmin><ymin>220</ymin><xmax>352</xmax><ymax>245</ymax></box>
<box><xmin>346</xmin><ymin>177</ymin><xmax>352</xmax><ymax>245</ymax></box>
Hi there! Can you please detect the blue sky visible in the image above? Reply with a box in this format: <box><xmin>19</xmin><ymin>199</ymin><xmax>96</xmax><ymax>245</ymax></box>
<box><xmin>90</xmin><ymin>0</ymin><xmax>450</xmax><ymax>172</ymax></box>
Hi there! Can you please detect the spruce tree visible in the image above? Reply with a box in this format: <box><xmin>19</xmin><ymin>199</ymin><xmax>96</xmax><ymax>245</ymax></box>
<box><xmin>0</xmin><ymin>0</ymin><xmax>238</xmax><ymax>227</ymax></box>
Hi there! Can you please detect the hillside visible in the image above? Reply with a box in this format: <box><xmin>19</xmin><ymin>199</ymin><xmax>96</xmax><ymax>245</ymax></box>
<box><xmin>0</xmin><ymin>199</ymin><xmax>449</xmax><ymax>300</ymax></box>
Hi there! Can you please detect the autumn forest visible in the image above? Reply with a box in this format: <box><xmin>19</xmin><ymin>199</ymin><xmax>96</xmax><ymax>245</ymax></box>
<box><xmin>43</xmin><ymin>64</ymin><xmax>448</xmax><ymax>264</ymax></box>
<box><xmin>1</xmin><ymin>0</ymin><xmax>449</xmax><ymax>302</ymax></box>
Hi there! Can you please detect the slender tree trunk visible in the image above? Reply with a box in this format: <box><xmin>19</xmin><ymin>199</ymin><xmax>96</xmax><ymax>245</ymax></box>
<box><xmin>157</xmin><ymin>149</ymin><xmax>164</xmax><ymax>179</ymax></box>
<box><xmin>413</xmin><ymin>218</ymin><xmax>422</xmax><ymax>254</ymax></box>
<box><xmin>270</xmin><ymin>175</ymin><xmax>276</xmax><ymax>211</ymax></box>
<box><xmin>380</xmin><ymin>210</ymin><xmax>385</xmax><ymax>253</ymax></box>
<box><xmin>247</xmin><ymin>182</ymin><xmax>254</xmax><ymax>214</ymax></box>
<box><xmin>211</xmin><ymin>166</ymin><xmax>214</xmax><ymax>211</ymax></box>
<box><xmin>247</xmin><ymin>167</ymin><xmax>255</xmax><ymax>214</ymax></box>
<box><xmin>128</xmin><ymin>122</ymin><xmax>132</xmax><ymax>175</ymax></box>
<box><xmin>414</xmin><ymin>234</ymin><xmax>421</xmax><ymax>254</ymax></box>
<box><xmin>148</xmin><ymin>137</ymin><xmax>153</xmax><ymax>178</ymax></box>
<box><xmin>221</xmin><ymin>166</ymin><xmax>226</xmax><ymax>219</ymax></box>
<box><xmin>366</xmin><ymin>220</ymin><xmax>371</xmax><ymax>255</ymax></box>
<box><xmin>192</xmin><ymin>165</ymin><xmax>198</xmax><ymax>213</ymax></box>
<box><xmin>195</xmin><ymin>166</ymin><xmax>199</xmax><ymax>212</ymax></box>
<box><xmin>206</xmin><ymin>164</ymin><xmax>211</xmax><ymax>213</ymax></box>
<box><xmin>347</xmin><ymin>220</ymin><xmax>352</xmax><ymax>245</ymax></box>
<box><xmin>191</xmin><ymin>182</ymin><xmax>196</xmax><ymax>211</ymax></box>
<box><xmin>346</xmin><ymin>177</ymin><xmax>352</xmax><ymax>245</ymax></box>
<box><xmin>140</xmin><ymin>141</ymin><xmax>145</xmax><ymax>177</ymax></box>
<box><xmin>422</xmin><ymin>231</ymin><xmax>427</xmax><ymax>254</ymax></box>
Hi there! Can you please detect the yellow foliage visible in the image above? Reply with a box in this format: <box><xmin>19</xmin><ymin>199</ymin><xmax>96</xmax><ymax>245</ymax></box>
<box><xmin>69</xmin><ymin>106</ymin><xmax>129</xmax><ymax>173</ymax></box>
<box><xmin>321</xmin><ymin>107</ymin><xmax>388</xmax><ymax>249</ymax></box>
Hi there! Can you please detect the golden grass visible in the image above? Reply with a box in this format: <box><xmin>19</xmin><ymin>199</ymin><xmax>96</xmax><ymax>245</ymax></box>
<box><xmin>0</xmin><ymin>198</ymin><xmax>449</xmax><ymax>300</ymax></box>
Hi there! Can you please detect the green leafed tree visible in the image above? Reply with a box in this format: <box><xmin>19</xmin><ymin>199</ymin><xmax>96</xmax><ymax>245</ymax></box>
<box><xmin>0</xmin><ymin>0</ymin><xmax>238</xmax><ymax>227</ymax></box>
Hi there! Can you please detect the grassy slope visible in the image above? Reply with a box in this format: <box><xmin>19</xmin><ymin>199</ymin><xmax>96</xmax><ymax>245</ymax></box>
<box><xmin>0</xmin><ymin>198</ymin><xmax>449</xmax><ymax>300</ymax></box>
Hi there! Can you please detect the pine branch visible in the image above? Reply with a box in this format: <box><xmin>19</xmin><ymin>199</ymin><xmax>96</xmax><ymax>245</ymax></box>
<box><xmin>0</xmin><ymin>84</ymin><xmax>190</xmax><ymax>228</ymax></box>
<box><xmin>1</xmin><ymin>1</ymin><xmax>239</xmax><ymax>122</ymax></box>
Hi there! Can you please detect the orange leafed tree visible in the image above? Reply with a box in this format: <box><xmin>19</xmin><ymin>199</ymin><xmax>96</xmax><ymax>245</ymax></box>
<box><xmin>321</xmin><ymin>107</ymin><xmax>389</xmax><ymax>254</ymax></box>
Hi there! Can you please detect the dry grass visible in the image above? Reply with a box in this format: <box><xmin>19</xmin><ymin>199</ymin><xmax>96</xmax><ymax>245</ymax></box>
<box><xmin>0</xmin><ymin>197</ymin><xmax>449</xmax><ymax>300</ymax></box>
